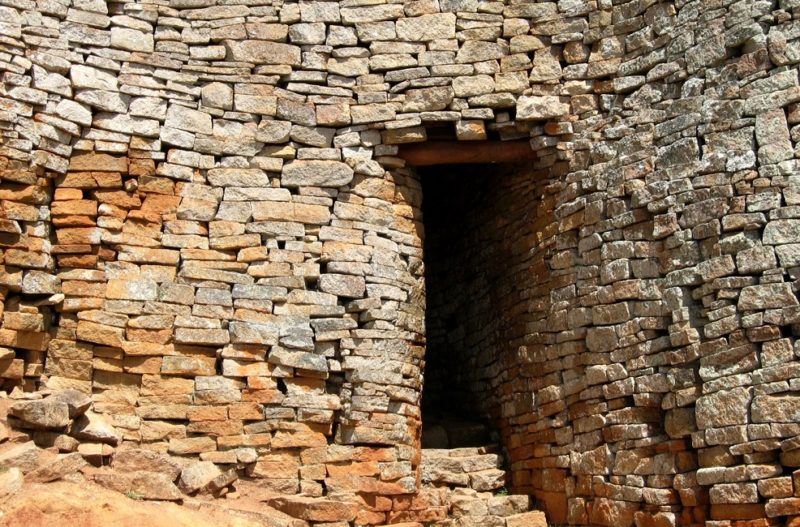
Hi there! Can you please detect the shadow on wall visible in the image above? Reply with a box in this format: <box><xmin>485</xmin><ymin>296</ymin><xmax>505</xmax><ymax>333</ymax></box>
<box><xmin>418</xmin><ymin>162</ymin><xmax>543</xmax><ymax>452</ymax></box>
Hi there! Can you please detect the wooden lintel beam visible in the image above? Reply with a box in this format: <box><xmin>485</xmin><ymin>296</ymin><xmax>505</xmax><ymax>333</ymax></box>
<box><xmin>396</xmin><ymin>140</ymin><xmax>536</xmax><ymax>166</ymax></box>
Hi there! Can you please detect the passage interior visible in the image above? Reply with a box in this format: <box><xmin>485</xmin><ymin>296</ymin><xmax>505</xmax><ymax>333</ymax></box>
<box><xmin>419</xmin><ymin>161</ymin><xmax>535</xmax><ymax>450</ymax></box>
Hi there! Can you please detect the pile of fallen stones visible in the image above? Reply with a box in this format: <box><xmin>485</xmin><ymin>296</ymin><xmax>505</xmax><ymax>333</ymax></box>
<box><xmin>421</xmin><ymin>445</ymin><xmax>507</xmax><ymax>492</ymax></box>
<box><xmin>2</xmin><ymin>388</ymin><xmax>239</xmax><ymax>499</ymax></box>
<box><xmin>0</xmin><ymin>390</ymin><xmax>544</xmax><ymax>527</ymax></box>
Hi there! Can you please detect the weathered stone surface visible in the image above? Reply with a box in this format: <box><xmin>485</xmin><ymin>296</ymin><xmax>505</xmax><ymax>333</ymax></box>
<box><xmin>257</xmin><ymin>120</ymin><xmax>292</xmax><ymax>143</ymax></box>
<box><xmin>207</xmin><ymin>168</ymin><xmax>270</xmax><ymax>187</ymax></box>
<box><xmin>26</xmin><ymin>453</ymin><xmax>88</xmax><ymax>483</ymax></box>
<box><xmin>267</xmin><ymin>496</ymin><xmax>358</xmax><ymax>522</ymax></box>
<box><xmin>94</xmin><ymin>113</ymin><xmax>160</xmax><ymax>137</ymax></box>
<box><xmin>224</xmin><ymin>40</ymin><xmax>301</xmax><ymax>65</ymax></box>
<box><xmin>0</xmin><ymin>468</ymin><xmax>23</xmax><ymax>501</ymax></box>
<box><xmin>165</xmin><ymin>105</ymin><xmax>212</xmax><ymax>135</ymax></box>
<box><xmin>50</xmin><ymin>390</ymin><xmax>92</xmax><ymax>418</ymax></box>
<box><xmin>403</xmin><ymin>87</ymin><xmax>454</xmax><ymax>112</ymax></box>
<box><xmin>696</xmin><ymin>388</ymin><xmax>752</xmax><ymax>428</ymax></box>
<box><xmin>588</xmin><ymin>498</ymin><xmax>638</xmax><ymax>527</ymax></box>
<box><xmin>252</xmin><ymin>202</ymin><xmax>331</xmax><ymax>224</ymax></box>
<box><xmin>0</xmin><ymin>442</ymin><xmax>47</xmax><ymax>473</ymax></box>
<box><xmin>56</xmin><ymin>100</ymin><xmax>92</xmax><ymax>127</ymax></box>
<box><xmin>268</xmin><ymin>348</ymin><xmax>327</xmax><ymax>372</ymax></box>
<box><xmin>570</xmin><ymin>445</ymin><xmax>612</xmax><ymax>475</ymax></box>
<box><xmin>318</xmin><ymin>274</ymin><xmax>365</xmax><ymax>297</ymax></box>
<box><xmin>396</xmin><ymin>14</ymin><xmax>456</xmax><ymax>41</ymax></box>
<box><xmin>10</xmin><ymin>399</ymin><xmax>71</xmax><ymax>429</ymax></box>
<box><xmin>755</xmin><ymin>109</ymin><xmax>794</xmax><ymax>164</ymax></box>
<box><xmin>68</xmin><ymin>153</ymin><xmax>128</xmax><ymax>172</ymax></box>
<box><xmin>738</xmin><ymin>283</ymin><xmax>798</xmax><ymax>310</ymax></box>
<box><xmin>456</xmin><ymin>41</ymin><xmax>507</xmax><ymax>63</ymax></box>
<box><xmin>70</xmin><ymin>65</ymin><xmax>118</xmax><ymax>91</ymax></box>
<box><xmin>764</xmin><ymin>219</ymin><xmax>800</xmax><ymax>244</ymax></box>
<box><xmin>516</xmin><ymin>96</ymin><xmax>570</xmax><ymax>120</ymax></box>
<box><xmin>69</xmin><ymin>411</ymin><xmax>122</xmax><ymax>445</ymax></box>
<box><xmin>506</xmin><ymin>511</ymin><xmax>547</xmax><ymax>527</ymax></box>
<box><xmin>110</xmin><ymin>27</ymin><xmax>154</xmax><ymax>52</ymax></box>
<box><xmin>112</xmin><ymin>449</ymin><xmax>182</xmax><ymax>480</ymax></box>
<box><xmin>282</xmin><ymin>160</ymin><xmax>354</xmax><ymax>187</ymax></box>
<box><xmin>94</xmin><ymin>471</ymin><xmax>183</xmax><ymax>501</ymax></box>
<box><xmin>178</xmin><ymin>461</ymin><xmax>224</xmax><ymax>494</ymax></box>
<box><xmin>106</xmin><ymin>279</ymin><xmax>158</xmax><ymax>301</ymax></box>
<box><xmin>453</xmin><ymin>75</ymin><xmax>495</xmax><ymax>97</ymax></box>
<box><xmin>201</xmin><ymin>82</ymin><xmax>233</xmax><ymax>110</ymax></box>
<box><xmin>752</xmin><ymin>395</ymin><xmax>800</xmax><ymax>423</ymax></box>
<box><xmin>22</xmin><ymin>271</ymin><xmax>61</xmax><ymax>295</ymax></box>
<box><xmin>327</xmin><ymin>57</ymin><xmax>369</xmax><ymax>77</ymax></box>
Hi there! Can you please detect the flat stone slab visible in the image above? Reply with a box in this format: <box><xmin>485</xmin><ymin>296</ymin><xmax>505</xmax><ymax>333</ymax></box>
<box><xmin>267</xmin><ymin>496</ymin><xmax>359</xmax><ymax>522</ymax></box>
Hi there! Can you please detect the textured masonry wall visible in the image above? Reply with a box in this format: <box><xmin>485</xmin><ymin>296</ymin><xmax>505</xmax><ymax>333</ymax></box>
<box><xmin>3</xmin><ymin>0</ymin><xmax>800</xmax><ymax>525</ymax></box>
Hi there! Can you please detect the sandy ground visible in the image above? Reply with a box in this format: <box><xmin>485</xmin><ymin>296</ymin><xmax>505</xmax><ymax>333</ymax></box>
<box><xmin>0</xmin><ymin>479</ymin><xmax>284</xmax><ymax>527</ymax></box>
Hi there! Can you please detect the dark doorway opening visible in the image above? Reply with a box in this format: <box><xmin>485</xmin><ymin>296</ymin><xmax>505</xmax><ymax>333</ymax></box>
<box><xmin>419</xmin><ymin>162</ymin><xmax>515</xmax><ymax>449</ymax></box>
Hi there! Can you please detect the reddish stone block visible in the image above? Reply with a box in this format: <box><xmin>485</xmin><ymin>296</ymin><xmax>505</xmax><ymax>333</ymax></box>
<box><xmin>506</xmin><ymin>511</ymin><xmax>547</xmax><ymax>527</ymax></box>
<box><xmin>386</xmin><ymin>507</ymin><xmax>447</xmax><ymax>524</ymax></box>
<box><xmin>68</xmin><ymin>153</ymin><xmax>128</xmax><ymax>172</ymax></box>
<box><xmin>0</xmin><ymin>329</ymin><xmax>50</xmax><ymax>351</ymax></box>
<box><xmin>0</xmin><ymin>358</ymin><xmax>24</xmax><ymax>379</ymax></box>
<box><xmin>536</xmin><ymin>490</ymin><xmax>569</xmax><ymax>525</ymax></box>
<box><xmin>326</xmin><ymin>461</ymin><xmax>380</xmax><ymax>477</ymax></box>
<box><xmin>57</xmin><ymin>254</ymin><xmax>99</xmax><ymax>268</ymax></box>
<box><xmin>267</xmin><ymin>496</ymin><xmax>358</xmax><ymax>522</ymax></box>
<box><xmin>711</xmin><ymin>504</ymin><xmax>767</xmax><ymax>520</ymax></box>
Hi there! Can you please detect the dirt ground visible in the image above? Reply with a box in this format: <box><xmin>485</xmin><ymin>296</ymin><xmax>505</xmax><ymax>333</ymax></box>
<box><xmin>0</xmin><ymin>479</ymin><xmax>280</xmax><ymax>527</ymax></box>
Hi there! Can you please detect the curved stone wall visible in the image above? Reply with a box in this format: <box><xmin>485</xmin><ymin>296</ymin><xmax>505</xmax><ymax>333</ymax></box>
<box><xmin>2</xmin><ymin>0</ymin><xmax>800</xmax><ymax>524</ymax></box>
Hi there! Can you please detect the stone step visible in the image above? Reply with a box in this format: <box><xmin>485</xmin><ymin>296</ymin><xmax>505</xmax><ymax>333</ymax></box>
<box><xmin>266</xmin><ymin>496</ymin><xmax>359</xmax><ymax>523</ymax></box>
<box><xmin>446</xmin><ymin>488</ymin><xmax>547</xmax><ymax>526</ymax></box>
<box><xmin>421</xmin><ymin>444</ymin><xmax>506</xmax><ymax>491</ymax></box>
<box><xmin>193</xmin><ymin>501</ymin><xmax>310</xmax><ymax>527</ymax></box>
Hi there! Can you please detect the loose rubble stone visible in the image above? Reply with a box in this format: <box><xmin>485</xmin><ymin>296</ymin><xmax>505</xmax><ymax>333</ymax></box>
<box><xmin>267</xmin><ymin>496</ymin><xmax>358</xmax><ymax>522</ymax></box>
<box><xmin>10</xmin><ymin>400</ymin><xmax>71</xmax><ymax>429</ymax></box>
<box><xmin>111</xmin><ymin>449</ymin><xmax>183</xmax><ymax>481</ymax></box>
<box><xmin>0</xmin><ymin>442</ymin><xmax>48</xmax><ymax>473</ymax></box>
<box><xmin>26</xmin><ymin>452</ymin><xmax>88</xmax><ymax>483</ymax></box>
<box><xmin>0</xmin><ymin>467</ymin><xmax>23</xmax><ymax>501</ymax></box>
<box><xmin>94</xmin><ymin>471</ymin><xmax>183</xmax><ymax>501</ymax></box>
<box><xmin>69</xmin><ymin>411</ymin><xmax>122</xmax><ymax>445</ymax></box>
<box><xmin>178</xmin><ymin>461</ymin><xmax>226</xmax><ymax>494</ymax></box>
<box><xmin>50</xmin><ymin>390</ymin><xmax>92</xmax><ymax>418</ymax></box>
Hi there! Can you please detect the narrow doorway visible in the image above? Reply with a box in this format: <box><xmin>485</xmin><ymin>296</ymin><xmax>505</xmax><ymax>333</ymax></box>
<box><xmin>419</xmin><ymin>162</ymin><xmax>518</xmax><ymax>450</ymax></box>
<box><xmin>407</xmin><ymin>151</ymin><xmax>544</xmax><ymax>505</ymax></box>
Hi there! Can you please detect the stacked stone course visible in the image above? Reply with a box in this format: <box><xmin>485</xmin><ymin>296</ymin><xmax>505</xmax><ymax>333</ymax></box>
<box><xmin>2</xmin><ymin>0</ymin><xmax>800</xmax><ymax>525</ymax></box>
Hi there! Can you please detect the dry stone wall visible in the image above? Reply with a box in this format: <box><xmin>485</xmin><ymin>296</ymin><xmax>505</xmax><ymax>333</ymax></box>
<box><xmin>2</xmin><ymin>0</ymin><xmax>800</xmax><ymax>525</ymax></box>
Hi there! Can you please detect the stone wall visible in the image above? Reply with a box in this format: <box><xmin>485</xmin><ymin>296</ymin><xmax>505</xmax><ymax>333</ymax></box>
<box><xmin>3</xmin><ymin>0</ymin><xmax>800</xmax><ymax>525</ymax></box>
